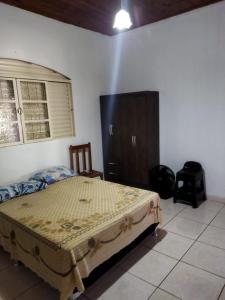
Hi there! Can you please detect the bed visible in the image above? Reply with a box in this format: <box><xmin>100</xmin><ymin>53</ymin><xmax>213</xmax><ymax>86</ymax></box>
<box><xmin>0</xmin><ymin>176</ymin><xmax>160</xmax><ymax>300</ymax></box>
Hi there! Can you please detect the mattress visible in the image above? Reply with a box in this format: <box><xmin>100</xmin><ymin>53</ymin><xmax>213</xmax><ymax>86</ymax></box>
<box><xmin>0</xmin><ymin>176</ymin><xmax>160</xmax><ymax>300</ymax></box>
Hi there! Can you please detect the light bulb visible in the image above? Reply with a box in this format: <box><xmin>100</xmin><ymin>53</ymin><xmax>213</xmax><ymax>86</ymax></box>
<box><xmin>113</xmin><ymin>9</ymin><xmax>132</xmax><ymax>30</ymax></box>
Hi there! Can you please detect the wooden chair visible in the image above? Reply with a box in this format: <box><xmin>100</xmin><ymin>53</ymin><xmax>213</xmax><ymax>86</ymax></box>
<box><xmin>69</xmin><ymin>143</ymin><xmax>103</xmax><ymax>180</ymax></box>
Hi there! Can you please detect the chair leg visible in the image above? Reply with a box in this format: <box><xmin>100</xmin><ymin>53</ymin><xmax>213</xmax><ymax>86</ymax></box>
<box><xmin>192</xmin><ymin>184</ymin><xmax>198</xmax><ymax>208</ymax></box>
<box><xmin>201</xmin><ymin>176</ymin><xmax>207</xmax><ymax>201</ymax></box>
<box><xmin>192</xmin><ymin>200</ymin><xmax>198</xmax><ymax>208</ymax></box>
<box><xmin>173</xmin><ymin>179</ymin><xmax>179</xmax><ymax>203</ymax></box>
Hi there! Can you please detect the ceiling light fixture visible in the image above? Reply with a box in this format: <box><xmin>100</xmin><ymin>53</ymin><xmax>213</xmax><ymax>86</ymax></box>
<box><xmin>113</xmin><ymin>0</ymin><xmax>132</xmax><ymax>31</ymax></box>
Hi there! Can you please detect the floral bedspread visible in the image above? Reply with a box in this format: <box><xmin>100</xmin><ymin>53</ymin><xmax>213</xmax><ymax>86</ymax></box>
<box><xmin>0</xmin><ymin>176</ymin><xmax>160</xmax><ymax>300</ymax></box>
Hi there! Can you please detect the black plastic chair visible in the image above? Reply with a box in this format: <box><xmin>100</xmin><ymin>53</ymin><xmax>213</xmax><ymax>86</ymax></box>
<box><xmin>173</xmin><ymin>161</ymin><xmax>206</xmax><ymax>208</ymax></box>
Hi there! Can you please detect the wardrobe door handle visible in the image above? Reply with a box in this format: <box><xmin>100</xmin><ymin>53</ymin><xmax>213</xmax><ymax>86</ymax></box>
<box><xmin>131</xmin><ymin>136</ymin><xmax>136</xmax><ymax>147</ymax></box>
<box><xmin>109</xmin><ymin>124</ymin><xmax>114</xmax><ymax>136</ymax></box>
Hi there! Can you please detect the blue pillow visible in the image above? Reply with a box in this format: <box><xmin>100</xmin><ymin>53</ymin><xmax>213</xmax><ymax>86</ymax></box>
<box><xmin>30</xmin><ymin>166</ymin><xmax>76</xmax><ymax>185</ymax></box>
<box><xmin>0</xmin><ymin>185</ymin><xmax>17</xmax><ymax>203</ymax></box>
<box><xmin>16</xmin><ymin>180</ymin><xmax>47</xmax><ymax>196</ymax></box>
<box><xmin>0</xmin><ymin>180</ymin><xmax>47</xmax><ymax>204</ymax></box>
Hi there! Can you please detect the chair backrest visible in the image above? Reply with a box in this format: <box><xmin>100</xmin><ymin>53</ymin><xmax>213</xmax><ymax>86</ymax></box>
<box><xmin>69</xmin><ymin>143</ymin><xmax>92</xmax><ymax>174</ymax></box>
<box><xmin>183</xmin><ymin>161</ymin><xmax>202</xmax><ymax>172</ymax></box>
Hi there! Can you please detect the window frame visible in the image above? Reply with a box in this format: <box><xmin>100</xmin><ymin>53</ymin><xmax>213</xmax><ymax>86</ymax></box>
<box><xmin>0</xmin><ymin>77</ymin><xmax>23</xmax><ymax>147</ymax></box>
<box><xmin>16</xmin><ymin>79</ymin><xmax>53</xmax><ymax>144</ymax></box>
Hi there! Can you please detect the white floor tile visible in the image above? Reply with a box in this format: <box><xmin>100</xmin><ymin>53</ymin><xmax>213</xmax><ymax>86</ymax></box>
<box><xmin>164</xmin><ymin>216</ymin><xmax>207</xmax><ymax>239</ymax></box>
<box><xmin>177</xmin><ymin>205</ymin><xmax>220</xmax><ymax>224</ymax></box>
<box><xmin>159</xmin><ymin>213</ymin><xmax>174</xmax><ymax>228</ymax></box>
<box><xmin>116</xmin><ymin>245</ymin><xmax>152</xmax><ymax>270</ymax></box>
<box><xmin>160</xmin><ymin>199</ymin><xmax>186</xmax><ymax>217</ymax></box>
<box><xmin>150</xmin><ymin>288</ymin><xmax>181</xmax><ymax>300</ymax></box>
<box><xmin>152</xmin><ymin>232</ymin><xmax>193</xmax><ymax>259</ymax></box>
<box><xmin>161</xmin><ymin>262</ymin><xmax>225</xmax><ymax>300</ymax></box>
<box><xmin>0</xmin><ymin>264</ymin><xmax>40</xmax><ymax>299</ymax></box>
<box><xmin>98</xmin><ymin>272</ymin><xmax>155</xmax><ymax>300</ymax></box>
<box><xmin>85</xmin><ymin>268</ymin><xmax>155</xmax><ymax>300</ymax></box>
<box><xmin>125</xmin><ymin>249</ymin><xmax>177</xmax><ymax>286</ymax></box>
<box><xmin>182</xmin><ymin>241</ymin><xmax>225</xmax><ymax>277</ymax></box>
<box><xmin>140</xmin><ymin>228</ymin><xmax>168</xmax><ymax>250</ymax></box>
<box><xmin>219</xmin><ymin>287</ymin><xmax>225</xmax><ymax>300</ymax></box>
<box><xmin>198</xmin><ymin>226</ymin><xmax>225</xmax><ymax>250</ymax></box>
<box><xmin>200</xmin><ymin>200</ymin><xmax>224</xmax><ymax>212</ymax></box>
<box><xmin>211</xmin><ymin>208</ymin><xmax>225</xmax><ymax>229</ymax></box>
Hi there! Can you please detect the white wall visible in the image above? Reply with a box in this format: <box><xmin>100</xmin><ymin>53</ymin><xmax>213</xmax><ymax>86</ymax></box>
<box><xmin>1</xmin><ymin>2</ymin><xmax>225</xmax><ymax>200</ymax></box>
<box><xmin>0</xmin><ymin>3</ymin><xmax>111</xmax><ymax>184</ymax></box>
<box><xmin>107</xmin><ymin>2</ymin><xmax>225</xmax><ymax>199</ymax></box>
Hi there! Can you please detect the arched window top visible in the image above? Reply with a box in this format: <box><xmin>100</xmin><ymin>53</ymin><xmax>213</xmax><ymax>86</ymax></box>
<box><xmin>0</xmin><ymin>59</ymin><xmax>74</xmax><ymax>147</ymax></box>
<box><xmin>0</xmin><ymin>58</ymin><xmax>70</xmax><ymax>82</ymax></box>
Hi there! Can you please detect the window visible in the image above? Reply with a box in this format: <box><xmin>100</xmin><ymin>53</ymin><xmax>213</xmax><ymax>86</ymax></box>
<box><xmin>0</xmin><ymin>78</ymin><xmax>23</xmax><ymax>146</ymax></box>
<box><xmin>18</xmin><ymin>80</ymin><xmax>51</xmax><ymax>142</ymax></box>
<box><xmin>0</xmin><ymin>60</ymin><xmax>75</xmax><ymax>148</ymax></box>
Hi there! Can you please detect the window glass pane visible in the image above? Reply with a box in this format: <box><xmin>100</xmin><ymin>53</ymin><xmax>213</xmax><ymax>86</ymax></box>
<box><xmin>23</xmin><ymin>103</ymin><xmax>49</xmax><ymax>120</ymax></box>
<box><xmin>0</xmin><ymin>79</ymin><xmax>15</xmax><ymax>100</ymax></box>
<box><xmin>25</xmin><ymin>121</ymin><xmax>50</xmax><ymax>140</ymax></box>
<box><xmin>0</xmin><ymin>103</ymin><xmax>18</xmax><ymax>122</ymax></box>
<box><xmin>0</xmin><ymin>122</ymin><xmax>20</xmax><ymax>144</ymax></box>
<box><xmin>20</xmin><ymin>81</ymin><xmax>46</xmax><ymax>101</ymax></box>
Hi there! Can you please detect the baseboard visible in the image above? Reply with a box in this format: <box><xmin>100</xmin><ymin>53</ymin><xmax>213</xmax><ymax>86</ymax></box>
<box><xmin>207</xmin><ymin>195</ymin><xmax>225</xmax><ymax>204</ymax></box>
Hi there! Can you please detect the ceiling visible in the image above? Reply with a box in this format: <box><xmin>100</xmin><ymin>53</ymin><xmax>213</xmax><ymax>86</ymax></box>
<box><xmin>0</xmin><ymin>0</ymin><xmax>222</xmax><ymax>36</ymax></box>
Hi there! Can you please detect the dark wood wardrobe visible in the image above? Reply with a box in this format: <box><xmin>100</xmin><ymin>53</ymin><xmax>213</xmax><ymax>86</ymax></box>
<box><xmin>100</xmin><ymin>91</ymin><xmax>159</xmax><ymax>190</ymax></box>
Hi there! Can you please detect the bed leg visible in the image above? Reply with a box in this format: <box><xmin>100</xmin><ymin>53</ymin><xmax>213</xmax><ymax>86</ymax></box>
<box><xmin>13</xmin><ymin>260</ymin><xmax>19</xmax><ymax>267</ymax></box>
<box><xmin>151</xmin><ymin>227</ymin><xmax>159</xmax><ymax>238</ymax></box>
<box><xmin>68</xmin><ymin>291</ymin><xmax>82</xmax><ymax>300</ymax></box>
<box><xmin>154</xmin><ymin>229</ymin><xmax>158</xmax><ymax>237</ymax></box>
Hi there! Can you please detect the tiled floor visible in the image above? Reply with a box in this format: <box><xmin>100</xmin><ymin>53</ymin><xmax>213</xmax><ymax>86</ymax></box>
<box><xmin>1</xmin><ymin>198</ymin><xmax>225</xmax><ymax>300</ymax></box>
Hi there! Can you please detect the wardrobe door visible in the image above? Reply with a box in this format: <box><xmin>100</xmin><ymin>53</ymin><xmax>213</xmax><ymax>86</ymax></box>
<box><xmin>119</xmin><ymin>94</ymin><xmax>138</xmax><ymax>186</ymax></box>
<box><xmin>133</xmin><ymin>93</ymin><xmax>150</xmax><ymax>188</ymax></box>
<box><xmin>100</xmin><ymin>95</ymin><xmax>121</xmax><ymax>182</ymax></box>
<box><xmin>146</xmin><ymin>92</ymin><xmax>160</xmax><ymax>188</ymax></box>
<box><xmin>134</xmin><ymin>92</ymin><xmax>159</xmax><ymax>188</ymax></box>
<box><xmin>119</xmin><ymin>92</ymin><xmax>149</xmax><ymax>188</ymax></box>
